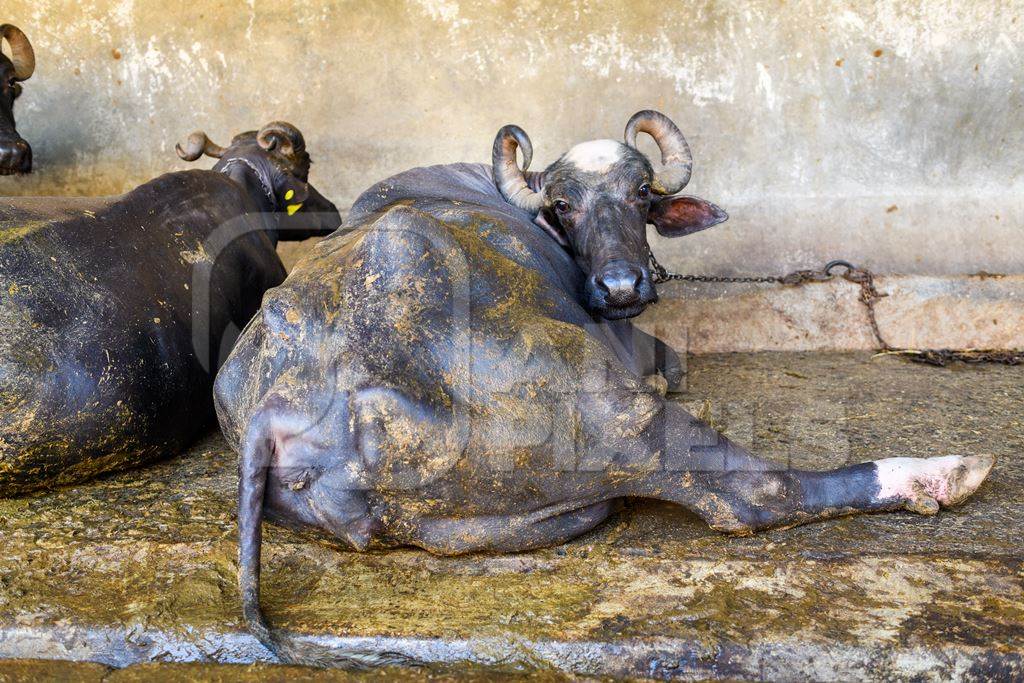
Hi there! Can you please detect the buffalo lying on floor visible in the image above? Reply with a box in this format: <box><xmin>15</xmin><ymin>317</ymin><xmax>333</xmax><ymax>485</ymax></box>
<box><xmin>0</xmin><ymin>122</ymin><xmax>339</xmax><ymax>495</ymax></box>
<box><xmin>0</xmin><ymin>24</ymin><xmax>35</xmax><ymax>175</ymax></box>
<box><xmin>214</xmin><ymin>111</ymin><xmax>995</xmax><ymax>667</ymax></box>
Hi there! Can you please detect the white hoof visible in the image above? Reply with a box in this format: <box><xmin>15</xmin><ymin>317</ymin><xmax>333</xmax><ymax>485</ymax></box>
<box><xmin>875</xmin><ymin>454</ymin><xmax>995</xmax><ymax>514</ymax></box>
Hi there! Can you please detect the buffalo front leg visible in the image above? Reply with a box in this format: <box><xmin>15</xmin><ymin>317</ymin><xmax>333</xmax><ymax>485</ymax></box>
<box><xmin>630</xmin><ymin>404</ymin><xmax>995</xmax><ymax>534</ymax></box>
<box><xmin>604</xmin><ymin>322</ymin><xmax>685</xmax><ymax>394</ymax></box>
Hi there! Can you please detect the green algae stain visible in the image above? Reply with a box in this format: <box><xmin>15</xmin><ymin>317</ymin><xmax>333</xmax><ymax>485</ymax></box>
<box><xmin>0</xmin><ymin>220</ymin><xmax>52</xmax><ymax>246</ymax></box>
<box><xmin>444</xmin><ymin>214</ymin><xmax>545</xmax><ymax>327</ymax></box>
<box><xmin>0</xmin><ymin>659</ymin><xmax>110</xmax><ymax>682</ymax></box>
<box><xmin>262</xmin><ymin>552</ymin><xmax>597</xmax><ymax>642</ymax></box>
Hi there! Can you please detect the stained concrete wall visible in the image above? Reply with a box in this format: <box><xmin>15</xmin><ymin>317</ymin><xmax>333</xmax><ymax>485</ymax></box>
<box><xmin>1</xmin><ymin>0</ymin><xmax>1022</xmax><ymax>276</ymax></box>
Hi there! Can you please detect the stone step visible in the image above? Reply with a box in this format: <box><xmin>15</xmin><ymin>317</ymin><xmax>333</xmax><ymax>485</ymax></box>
<box><xmin>0</xmin><ymin>658</ymin><xmax>512</xmax><ymax>681</ymax></box>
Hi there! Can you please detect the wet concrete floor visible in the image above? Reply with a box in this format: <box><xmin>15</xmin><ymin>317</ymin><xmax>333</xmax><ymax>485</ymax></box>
<box><xmin>0</xmin><ymin>353</ymin><xmax>1020</xmax><ymax>680</ymax></box>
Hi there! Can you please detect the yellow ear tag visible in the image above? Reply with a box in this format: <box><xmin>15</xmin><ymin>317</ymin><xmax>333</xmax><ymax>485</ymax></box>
<box><xmin>284</xmin><ymin>189</ymin><xmax>295</xmax><ymax>201</ymax></box>
<box><xmin>287</xmin><ymin>203</ymin><xmax>302</xmax><ymax>216</ymax></box>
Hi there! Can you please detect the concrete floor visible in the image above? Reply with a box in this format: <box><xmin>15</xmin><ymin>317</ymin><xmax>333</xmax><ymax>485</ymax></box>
<box><xmin>0</xmin><ymin>353</ymin><xmax>1020</xmax><ymax>681</ymax></box>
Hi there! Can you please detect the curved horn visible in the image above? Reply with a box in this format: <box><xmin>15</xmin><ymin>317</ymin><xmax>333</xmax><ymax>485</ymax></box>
<box><xmin>175</xmin><ymin>131</ymin><xmax>227</xmax><ymax>162</ymax></box>
<box><xmin>1</xmin><ymin>25</ymin><xmax>35</xmax><ymax>81</ymax></box>
<box><xmin>624</xmin><ymin>110</ymin><xmax>692</xmax><ymax>195</ymax></box>
<box><xmin>492</xmin><ymin>124</ymin><xmax>545</xmax><ymax>213</ymax></box>
<box><xmin>257</xmin><ymin>121</ymin><xmax>304</xmax><ymax>157</ymax></box>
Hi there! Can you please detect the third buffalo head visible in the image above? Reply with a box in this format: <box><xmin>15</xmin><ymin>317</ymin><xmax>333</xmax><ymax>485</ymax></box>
<box><xmin>0</xmin><ymin>24</ymin><xmax>35</xmax><ymax>175</ymax></box>
<box><xmin>492</xmin><ymin>110</ymin><xmax>727</xmax><ymax>320</ymax></box>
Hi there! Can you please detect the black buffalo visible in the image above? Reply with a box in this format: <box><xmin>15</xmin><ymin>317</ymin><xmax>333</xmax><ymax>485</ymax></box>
<box><xmin>215</xmin><ymin>111</ymin><xmax>994</xmax><ymax>667</ymax></box>
<box><xmin>0</xmin><ymin>122</ymin><xmax>339</xmax><ymax>495</ymax></box>
<box><xmin>0</xmin><ymin>24</ymin><xmax>34</xmax><ymax>175</ymax></box>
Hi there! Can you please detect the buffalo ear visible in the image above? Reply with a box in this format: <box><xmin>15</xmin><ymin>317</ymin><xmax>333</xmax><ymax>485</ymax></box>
<box><xmin>648</xmin><ymin>195</ymin><xmax>728</xmax><ymax>237</ymax></box>
<box><xmin>275</xmin><ymin>176</ymin><xmax>310</xmax><ymax>216</ymax></box>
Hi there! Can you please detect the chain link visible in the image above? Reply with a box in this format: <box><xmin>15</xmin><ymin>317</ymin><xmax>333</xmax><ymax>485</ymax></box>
<box><xmin>648</xmin><ymin>249</ymin><xmax>1024</xmax><ymax>367</ymax></box>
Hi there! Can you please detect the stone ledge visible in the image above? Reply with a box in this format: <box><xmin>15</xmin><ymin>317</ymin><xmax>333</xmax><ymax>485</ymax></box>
<box><xmin>0</xmin><ymin>658</ymin><xmax>507</xmax><ymax>681</ymax></box>
<box><xmin>636</xmin><ymin>274</ymin><xmax>1024</xmax><ymax>353</ymax></box>
<box><xmin>1</xmin><ymin>627</ymin><xmax>1020</xmax><ymax>680</ymax></box>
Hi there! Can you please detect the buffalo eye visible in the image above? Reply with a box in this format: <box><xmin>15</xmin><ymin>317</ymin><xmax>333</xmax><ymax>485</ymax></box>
<box><xmin>637</xmin><ymin>183</ymin><xmax>651</xmax><ymax>200</ymax></box>
<box><xmin>553</xmin><ymin>199</ymin><xmax>571</xmax><ymax>214</ymax></box>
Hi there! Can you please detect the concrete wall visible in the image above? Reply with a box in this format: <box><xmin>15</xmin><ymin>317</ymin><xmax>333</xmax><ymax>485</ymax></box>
<box><xmin>2</xmin><ymin>0</ymin><xmax>1022</xmax><ymax>276</ymax></box>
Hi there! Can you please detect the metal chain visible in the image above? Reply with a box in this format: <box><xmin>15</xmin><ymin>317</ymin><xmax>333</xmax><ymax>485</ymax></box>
<box><xmin>648</xmin><ymin>250</ymin><xmax>1024</xmax><ymax>367</ymax></box>
<box><xmin>649</xmin><ymin>249</ymin><xmax>786</xmax><ymax>285</ymax></box>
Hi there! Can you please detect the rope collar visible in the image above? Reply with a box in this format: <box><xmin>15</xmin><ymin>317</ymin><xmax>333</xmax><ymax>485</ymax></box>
<box><xmin>220</xmin><ymin>157</ymin><xmax>275</xmax><ymax>205</ymax></box>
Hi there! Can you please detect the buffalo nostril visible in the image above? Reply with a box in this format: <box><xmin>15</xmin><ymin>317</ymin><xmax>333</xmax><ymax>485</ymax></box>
<box><xmin>0</xmin><ymin>139</ymin><xmax>30</xmax><ymax>173</ymax></box>
<box><xmin>596</xmin><ymin>265</ymin><xmax>644</xmax><ymax>305</ymax></box>
<box><xmin>598</xmin><ymin>269</ymin><xmax>641</xmax><ymax>292</ymax></box>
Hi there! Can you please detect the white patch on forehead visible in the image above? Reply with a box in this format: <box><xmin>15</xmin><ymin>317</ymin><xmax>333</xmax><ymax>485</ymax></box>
<box><xmin>562</xmin><ymin>139</ymin><xmax>625</xmax><ymax>173</ymax></box>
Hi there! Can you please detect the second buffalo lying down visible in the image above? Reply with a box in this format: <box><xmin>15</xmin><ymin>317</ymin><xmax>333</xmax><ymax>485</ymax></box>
<box><xmin>0</xmin><ymin>122</ymin><xmax>339</xmax><ymax>495</ymax></box>
<box><xmin>215</xmin><ymin>111</ymin><xmax>994</xmax><ymax>667</ymax></box>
